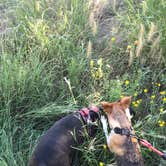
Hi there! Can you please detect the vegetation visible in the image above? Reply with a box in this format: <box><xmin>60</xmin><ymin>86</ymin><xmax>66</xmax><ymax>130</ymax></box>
<box><xmin>0</xmin><ymin>0</ymin><xmax>165</xmax><ymax>165</ymax></box>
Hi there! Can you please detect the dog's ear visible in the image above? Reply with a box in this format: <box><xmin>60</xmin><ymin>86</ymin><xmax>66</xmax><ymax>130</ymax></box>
<box><xmin>101</xmin><ymin>102</ymin><xmax>113</xmax><ymax>113</ymax></box>
<box><xmin>120</xmin><ymin>96</ymin><xmax>131</xmax><ymax>108</ymax></box>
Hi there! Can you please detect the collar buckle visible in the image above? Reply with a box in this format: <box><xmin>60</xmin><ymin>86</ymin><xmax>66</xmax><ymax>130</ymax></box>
<box><xmin>114</xmin><ymin>127</ymin><xmax>131</xmax><ymax>136</ymax></box>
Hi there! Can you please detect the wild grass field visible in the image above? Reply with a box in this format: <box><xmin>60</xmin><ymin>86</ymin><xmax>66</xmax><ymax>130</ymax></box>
<box><xmin>0</xmin><ymin>0</ymin><xmax>165</xmax><ymax>165</ymax></box>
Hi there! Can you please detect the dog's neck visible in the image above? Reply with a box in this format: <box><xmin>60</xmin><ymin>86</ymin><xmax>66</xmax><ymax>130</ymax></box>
<box><xmin>101</xmin><ymin>115</ymin><xmax>144</xmax><ymax>166</ymax></box>
<box><xmin>116</xmin><ymin>137</ymin><xmax>144</xmax><ymax>166</ymax></box>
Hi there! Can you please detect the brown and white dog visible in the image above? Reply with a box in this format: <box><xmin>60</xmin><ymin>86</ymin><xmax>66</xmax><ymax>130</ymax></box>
<box><xmin>101</xmin><ymin>96</ymin><xmax>144</xmax><ymax>166</ymax></box>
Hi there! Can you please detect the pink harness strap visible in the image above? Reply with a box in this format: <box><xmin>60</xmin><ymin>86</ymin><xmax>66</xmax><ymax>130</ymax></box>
<box><xmin>79</xmin><ymin>106</ymin><xmax>99</xmax><ymax>121</ymax></box>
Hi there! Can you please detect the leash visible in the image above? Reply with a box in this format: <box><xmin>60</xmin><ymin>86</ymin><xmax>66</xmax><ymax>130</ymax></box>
<box><xmin>114</xmin><ymin>127</ymin><xmax>166</xmax><ymax>160</ymax></box>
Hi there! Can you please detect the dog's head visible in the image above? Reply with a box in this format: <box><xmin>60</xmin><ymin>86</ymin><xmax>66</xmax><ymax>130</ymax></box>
<box><xmin>87</xmin><ymin>110</ymin><xmax>100</xmax><ymax>124</ymax></box>
<box><xmin>101</xmin><ymin>96</ymin><xmax>132</xmax><ymax>129</ymax></box>
<box><xmin>101</xmin><ymin>97</ymin><xmax>143</xmax><ymax>164</ymax></box>
<box><xmin>80</xmin><ymin>106</ymin><xmax>101</xmax><ymax>137</ymax></box>
<box><xmin>101</xmin><ymin>96</ymin><xmax>139</xmax><ymax>156</ymax></box>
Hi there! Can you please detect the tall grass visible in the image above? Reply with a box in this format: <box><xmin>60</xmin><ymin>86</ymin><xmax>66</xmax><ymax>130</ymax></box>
<box><xmin>0</xmin><ymin>0</ymin><xmax>165</xmax><ymax>165</ymax></box>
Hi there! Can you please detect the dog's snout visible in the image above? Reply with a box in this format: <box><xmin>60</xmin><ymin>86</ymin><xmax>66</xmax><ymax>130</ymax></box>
<box><xmin>89</xmin><ymin>110</ymin><xmax>100</xmax><ymax>122</ymax></box>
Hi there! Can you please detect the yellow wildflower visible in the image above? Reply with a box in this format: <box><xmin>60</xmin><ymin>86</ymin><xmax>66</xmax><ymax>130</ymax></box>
<box><xmin>111</xmin><ymin>37</ymin><xmax>116</xmax><ymax>42</ymax></box>
<box><xmin>134</xmin><ymin>40</ymin><xmax>138</xmax><ymax>46</ymax></box>
<box><xmin>97</xmin><ymin>68</ymin><xmax>103</xmax><ymax>78</ymax></box>
<box><xmin>120</xmin><ymin>95</ymin><xmax>124</xmax><ymax>99</ymax></box>
<box><xmin>139</xmin><ymin>99</ymin><xmax>142</xmax><ymax>103</ymax></box>
<box><xmin>127</xmin><ymin>45</ymin><xmax>132</xmax><ymax>50</ymax></box>
<box><xmin>144</xmin><ymin>89</ymin><xmax>148</xmax><ymax>93</ymax></box>
<box><xmin>95</xmin><ymin>70</ymin><xmax>99</xmax><ymax>78</ymax></box>
<box><xmin>151</xmin><ymin>95</ymin><xmax>155</xmax><ymax>99</ymax></box>
<box><xmin>132</xmin><ymin>101</ymin><xmax>136</xmax><ymax>105</ymax></box>
<box><xmin>92</xmin><ymin>68</ymin><xmax>103</xmax><ymax>80</ymax></box>
<box><xmin>156</xmin><ymin>83</ymin><xmax>161</xmax><ymax>87</ymax></box>
<box><xmin>103</xmin><ymin>144</ymin><xmax>107</xmax><ymax>150</ymax></box>
<box><xmin>99</xmin><ymin>162</ymin><xmax>104</xmax><ymax>166</ymax></box>
<box><xmin>160</xmin><ymin>108</ymin><xmax>164</xmax><ymax>112</ymax></box>
<box><xmin>158</xmin><ymin>120</ymin><xmax>165</xmax><ymax>127</ymax></box>
<box><xmin>134</xmin><ymin>92</ymin><xmax>138</xmax><ymax>97</ymax></box>
<box><xmin>90</xmin><ymin>60</ymin><xmax>94</xmax><ymax>68</ymax></box>
<box><xmin>136</xmin><ymin>99</ymin><xmax>142</xmax><ymax>104</ymax></box>
<box><xmin>163</xmin><ymin>97</ymin><xmax>166</xmax><ymax>102</ymax></box>
<box><xmin>134</xmin><ymin>103</ymin><xmax>139</xmax><ymax>108</ymax></box>
<box><xmin>160</xmin><ymin>91</ymin><xmax>165</xmax><ymax>95</ymax></box>
<box><xmin>91</xmin><ymin>72</ymin><xmax>95</xmax><ymax>78</ymax></box>
<box><xmin>125</xmin><ymin>80</ymin><xmax>130</xmax><ymax>85</ymax></box>
<box><xmin>97</xmin><ymin>58</ymin><xmax>103</xmax><ymax>66</ymax></box>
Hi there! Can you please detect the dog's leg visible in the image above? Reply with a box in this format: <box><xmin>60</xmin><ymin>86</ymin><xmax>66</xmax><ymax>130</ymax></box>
<box><xmin>101</xmin><ymin>116</ymin><xmax>109</xmax><ymax>143</ymax></box>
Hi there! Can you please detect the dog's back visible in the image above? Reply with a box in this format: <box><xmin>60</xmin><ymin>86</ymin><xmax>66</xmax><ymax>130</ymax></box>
<box><xmin>28</xmin><ymin>113</ymin><xmax>83</xmax><ymax>166</ymax></box>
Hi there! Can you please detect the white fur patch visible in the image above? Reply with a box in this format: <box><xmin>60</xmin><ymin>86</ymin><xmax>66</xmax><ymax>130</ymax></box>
<box><xmin>101</xmin><ymin>116</ymin><xmax>109</xmax><ymax>141</ymax></box>
<box><xmin>125</xmin><ymin>108</ymin><xmax>132</xmax><ymax>121</ymax></box>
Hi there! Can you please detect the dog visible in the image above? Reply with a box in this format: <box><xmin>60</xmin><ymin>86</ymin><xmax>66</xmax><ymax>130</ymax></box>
<box><xmin>101</xmin><ymin>96</ymin><xmax>144</xmax><ymax>166</ymax></box>
<box><xmin>28</xmin><ymin>106</ymin><xmax>100</xmax><ymax>166</ymax></box>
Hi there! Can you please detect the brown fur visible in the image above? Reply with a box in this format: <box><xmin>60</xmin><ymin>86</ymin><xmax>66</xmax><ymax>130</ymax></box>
<box><xmin>102</xmin><ymin>96</ymin><xmax>144</xmax><ymax>166</ymax></box>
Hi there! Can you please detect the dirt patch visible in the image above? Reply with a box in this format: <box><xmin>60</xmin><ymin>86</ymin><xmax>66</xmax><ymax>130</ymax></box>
<box><xmin>89</xmin><ymin>0</ymin><xmax>143</xmax><ymax>49</ymax></box>
<box><xmin>89</xmin><ymin>0</ymin><xmax>127</xmax><ymax>48</ymax></box>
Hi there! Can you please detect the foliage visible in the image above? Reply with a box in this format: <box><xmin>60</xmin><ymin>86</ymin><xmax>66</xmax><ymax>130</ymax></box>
<box><xmin>0</xmin><ymin>0</ymin><xmax>165</xmax><ymax>165</ymax></box>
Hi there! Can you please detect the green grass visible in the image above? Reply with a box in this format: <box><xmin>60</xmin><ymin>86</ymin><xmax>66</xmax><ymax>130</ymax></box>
<box><xmin>0</xmin><ymin>0</ymin><xmax>165</xmax><ymax>165</ymax></box>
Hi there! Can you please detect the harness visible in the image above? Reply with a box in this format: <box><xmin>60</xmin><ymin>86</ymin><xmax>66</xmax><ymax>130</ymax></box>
<box><xmin>79</xmin><ymin>106</ymin><xmax>100</xmax><ymax>123</ymax></box>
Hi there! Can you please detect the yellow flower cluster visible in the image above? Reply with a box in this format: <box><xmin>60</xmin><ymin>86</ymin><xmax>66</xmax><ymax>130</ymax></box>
<box><xmin>160</xmin><ymin>91</ymin><xmax>165</xmax><ymax>95</ymax></box>
<box><xmin>132</xmin><ymin>99</ymin><xmax>142</xmax><ymax>107</ymax></box>
<box><xmin>158</xmin><ymin>120</ymin><xmax>165</xmax><ymax>127</ymax></box>
<box><xmin>151</xmin><ymin>95</ymin><xmax>155</xmax><ymax>99</ymax></box>
<box><xmin>90</xmin><ymin>58</ymin><xmax>103</xmax><ymax>80</ymax></box>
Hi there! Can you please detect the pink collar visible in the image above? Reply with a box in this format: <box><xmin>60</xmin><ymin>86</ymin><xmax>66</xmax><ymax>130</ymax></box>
<box><xmin>79</xmin><ymin>106</ymin><xmax>99</xmax><ymax>121</ymax></box>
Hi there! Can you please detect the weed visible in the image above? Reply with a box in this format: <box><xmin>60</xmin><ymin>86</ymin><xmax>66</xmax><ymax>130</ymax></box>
<box><xmin>0</xmin><ymin>0</ymin><xmax>165</xmax><ymax>165</ymax></box>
